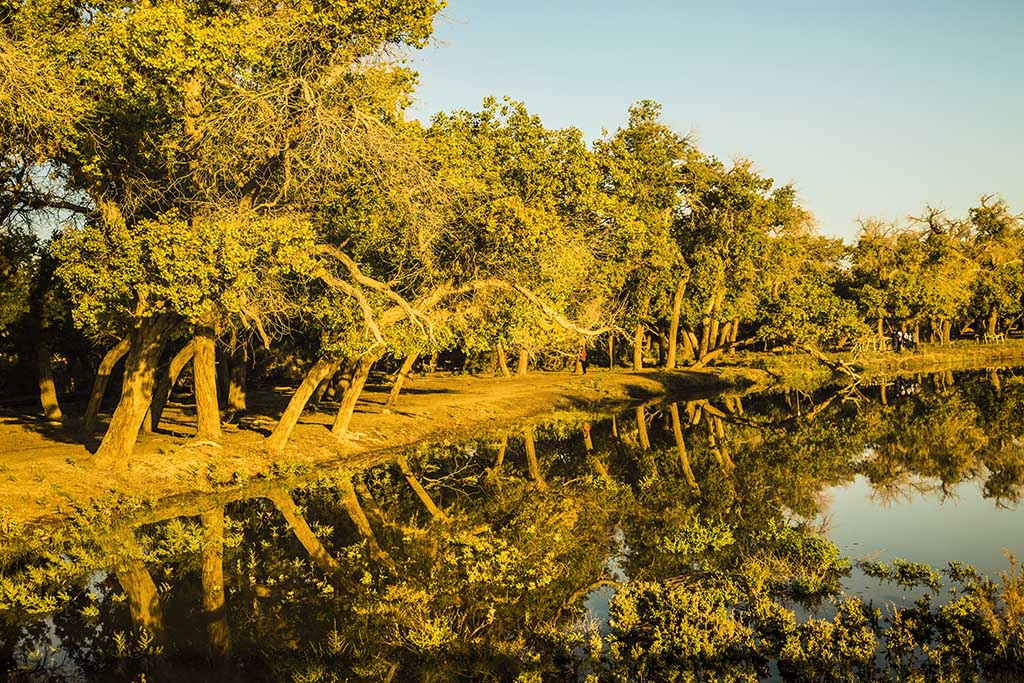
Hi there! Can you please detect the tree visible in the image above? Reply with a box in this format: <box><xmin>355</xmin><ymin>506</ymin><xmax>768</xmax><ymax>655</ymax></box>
<box><xmin>594</xmin><ymin>100</ymin><xmax>689</xmax><ymax>370</ymax></box>
<box><xmin>3</xmin><ymin>0</ymin><xmax>447</xmax><ymax>465</ymax></box>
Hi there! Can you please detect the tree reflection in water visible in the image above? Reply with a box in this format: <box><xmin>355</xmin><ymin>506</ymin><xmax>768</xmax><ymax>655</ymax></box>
<box><xmin>2</xmin><ymin>368</ymin><xmax>1024</xmax><ymax>681</ymax></box>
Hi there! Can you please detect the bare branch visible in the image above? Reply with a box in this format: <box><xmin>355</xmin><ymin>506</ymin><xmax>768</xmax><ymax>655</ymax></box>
<box><xmin>311</xmin><ymin>267</ymin><xmax>385</xmax><ymax>344</ymax></box>
<box><xmin>315</xmin><ymin>243</ymin><xmax>432</xmax><ymax>337</ymax></box>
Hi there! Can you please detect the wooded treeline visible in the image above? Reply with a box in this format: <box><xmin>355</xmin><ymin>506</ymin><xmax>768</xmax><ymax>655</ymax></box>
<box><xmin>2</xmin><ymin>0</ymin><xmax>1022</xmax><ymax>465</ymax></box>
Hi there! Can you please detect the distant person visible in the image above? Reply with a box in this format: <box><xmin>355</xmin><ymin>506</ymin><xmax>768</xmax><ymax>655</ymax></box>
<box><xmin>579</xmin><ymin>344</ymin><xmax>589</xmax><ymax>374</ymax></box>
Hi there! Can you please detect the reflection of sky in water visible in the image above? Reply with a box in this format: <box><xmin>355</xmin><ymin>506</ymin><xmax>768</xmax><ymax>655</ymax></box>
<box><xmin>821</xmin><ymin>474</ymin><xmax>1024</xmax><ymax>606</ymax></box>
<box><xmin>583</xmin><ymin>526</ymin><xmax>629</xmax><ymax>634</ymax></box>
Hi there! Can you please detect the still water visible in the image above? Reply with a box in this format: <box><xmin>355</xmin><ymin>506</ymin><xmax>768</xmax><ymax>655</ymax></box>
<box><xmin>2</xmin><ymin>368</ymin><xmax>1023</xmax><ymax>681</ymax></box>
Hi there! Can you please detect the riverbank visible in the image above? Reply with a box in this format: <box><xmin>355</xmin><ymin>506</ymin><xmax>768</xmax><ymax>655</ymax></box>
<box><xmin>721</xmin><ymin>338</ymin><xmax>1024</xmax><ymax>388</ymax></box>
<box><xmin>0</xmin><ymin>367</ymin><xmax>743</xmax><ymax>530</ymax></box>
<box><xmin>4</xmin><ymin>341</ymin><xmax>1023</xmax><ymax>531</ymax></box>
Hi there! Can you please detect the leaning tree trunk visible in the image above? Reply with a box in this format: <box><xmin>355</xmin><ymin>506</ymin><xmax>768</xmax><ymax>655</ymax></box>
<box><xmin>396</xmin><ymin>454</ymin><xmax>448</xmax><ymax>521</ymax></box>
<box><xmin>36</xmin><ymin>344</ymin><xmax>63</xmax><ymax>423</ymax></box>
<box><xmin>93</xmin><ymin>314</ymin><xmax>176</xmax><ymax>468</ymax></box>
<box><xmin>386</xmin><ymin>350</ymin><xmax>419</xmax><ymax>408</ymax></box>
<box><xmin>680</xmin><ymin>329</ymin><xmax>695</xmax><ymax>363</ymax></box>
<box><xmin>332</xmin><ymin>353</ymin><xmax>379</xmax><ymax>438</ymax></box>
<box><xmin>523</xmin><ymin>427</ymin><xmax>548</xmax><ymax>490</ymax></box>
<box><xmin>583</xmin><ymin>424</ymin><xmax>615</xmax><ymax>486</ymax></box>
<box><xmin>265</xmin><ymin>358</ymin><xmax>341</xmax><ymax>452</ymax></box>
<box><xmin>106</xmin><ymin>532</ymin><xmax>164</xmax><ymax>639</ymax></box>
<box><xmin>267</xmin><ymin>488</ymin><xmax>340</xmax><ymax>574</ymax></box>
<box><xmin>636</xmin><ymin>405</ymin><xmax>651</xmax><ymax>451</ymax></box>
<box><xmin>496</xmin><ymin>344</ymin><xmax>511</xmax><ymax>377</ymax></box>
<box><xmin>201</xmin><ymin>507</ymin><xmax>231</xmax><ymax>656</ymax></box>
<box><xmin>192</xmin><ymin>324</ymin><xmax>221</xmax><ymax>442</ymax></box>
<box><xmin>339</xmin><ymin>477</ymin><xmax>394</xmax><ymax>569</ymax></box>
<box><xmin>145</xmin><ymin>340</ymin><xmax>194</xmax><ymax>433</ymax></box>
<box><xmin>82</xmin><ymin>339</ymin><xmax>130</xmax><ymax>435</ymax></box>
<box><xmin>669</xmin><ymin>403</ymin><xmax>700</xmax><ymax>494</ymax></box>
<box><xmin>666</xmin><ymin>275</ymin><xmax>689</xmax><ymax>369</ymax></box>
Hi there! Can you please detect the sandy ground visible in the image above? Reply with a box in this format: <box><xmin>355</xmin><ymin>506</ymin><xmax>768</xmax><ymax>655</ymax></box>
<box><xmin>0</xmin><ymin>368</ymin><xmax>738</xmax><ymax>530</ymax></box>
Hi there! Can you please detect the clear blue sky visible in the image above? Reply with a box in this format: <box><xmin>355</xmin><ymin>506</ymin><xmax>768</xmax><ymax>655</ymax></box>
<box><xmin>410</xmin><ymin>1</ymin><xmax>1024</xmax><ymax>241</ymax></box>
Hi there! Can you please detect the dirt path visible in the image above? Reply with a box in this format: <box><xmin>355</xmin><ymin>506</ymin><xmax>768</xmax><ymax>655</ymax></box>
<box><xmin>0</xmin><ymin>368</ymin><xmax>734</xmax><ymax>529</ymax></box>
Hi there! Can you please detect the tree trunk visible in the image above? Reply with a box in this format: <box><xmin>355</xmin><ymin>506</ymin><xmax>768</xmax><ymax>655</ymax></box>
<box><xmin>311</xmin><ymin>376</ymin><xmax>330</xmax><ymax>405</ymax></box>
<box><xmin>713</xmin><ymin>416</ymin><xmax>734</xmax><ymax>471</ymax></box>
<box><xmin>607</xmin><ymin>335</ymin><xmax>615</xmax><ymax>370</ymax></box>
<box><xmin>108</xmin><ymin>533</ymin><xmax>164</xmax><ymax>639</ymax></box>
<box><xmin>496</xmin><ymin>344</ymin><xmax>511</xmax><ymax>377</ymax></box>
<box><xmin>145</xmin><ymin>340</ymin><xmax>194</xmax><ymax>433</ymax></box>
<box><xmin>386</xmin><ymin>350</ymin><xmax>419</xmax><ymax>407</ymax></box>
<box><xmin>636</xmin><ymin>405</ymin><xmax>650</xmax><ymax>451</ymax></box>
<box><xmin>201</xmin><ymin>507</ymin><xmax>231</xmax><ymax>655</ymax></box>
<box><xmin>265</xmin><ymin>358</ymin><xmax>341</xmax><ymax>452</ymax></box>
<box><xmin>666</xmin><ymin>275</ymin><xmax>689</xmax><ymax>369</ymax></box>
<box><xmin>93</xmin><ymin>314</ymin><xmax>176</xmax><ymax>468</ymax></box>
<box><xmin>698</xmin><ymin>306</ymin><xmax>713</xmax><ymax>359</ymax></box>
<box><xmin>523</xmin><ymin>427</ymin><xmax>547</xmax><ymax>490</ymax></box>
<box><xmin>517</xmin><ymin>348</ymin><xmax>529</xmax><ymax>376</ymax></box>
<box><xmin>656</xmin><ymin>330</ymin><xmax>667</xmax><ymax>367</ymax></box>
<box><xmin>353</xmin><ymin>478</ymin><xmax>391</xmax><ymax>529</ymax></box>
<box><xmin>678</xmin><ymin>329</ymin><xmax>693</xmax><ymax>364</ymax></box>
<box><xmin>877</xmin><ymin>316</ymin><xmax>884</xmax><ymax>340</ymax></box>
<box><xmin>36</xmin><ymin>344</ymin><xmax>63</xmax><ymax>422</ymax></box>
<box><xmin>729</xmin><ymin>318</ymin><xmax>739</xmax><ymax>344</ymax></box>
<box><xmin>633</xmin><ymin>323</ymin><xmax>644</xmax><ymax>370</ymax></box>
<box><xmin>215</xmin><ymin>349</ymin><xmax>229</xmax><ymax>404</ymax></box>
<box><xmin>339</xmin><ymin>477</ymin><xmax>393</xmax><ymax>568</ymax></box>
<box><xmin>585</xmin><ymin>425</ymin><xmax>615</xmax><ymax>487</ymax></box>
<box><xmin>704</xmin><ymin>288</ymin><xmax>726</xmax><ymax>352</ymax></box>
<box><xmin>988</xmin><ymin>309</ymin><xmax>998</xmax><ymax>336</ymax></box>
<box><xmin>913</xmin><ymin>322</ymin><xmax>920</xmax><ymax>345</ymax></box>
<box><xmin>193</xmin><ymin>325</ymin><xmax>221</xmax><ymax>442</ymax></box>
<box><xmin>494</xmin><ymin>435</ymin><xmax>507</xmax><ymax>470</ymax></box>
<box><xmin>266</xmin><ymin>488</ymin><xmax>340</xmax><ymax>574</ymax></box>
<box><xmin>227</xmin><ymin>351</ymin><xmax>247</xmax><ymax>412</ymax></box>
<box><xmin>942</xmin><ymin>319</ymin><xmax>952</xmax><ymax>345</ymax></box>
<box><xmin>709</xmin><ymin>423</ymin><xmax>734</xmax><ymax>473</ymax></box>
<box><xmin>716</xmin><ymin>322</ymin><xmax>732</xmax><ymax>350</ymax></box>
<box><xmin>83</xmin><ymin>339</ymin><xmax>130</xmax><ymax>435</ymax></box>
<box><xmin>396</xmin><ymin>454</ymin><xmax>448</xmax><ymax>521</ymax></box>
<box><xmin>669</xmin><ymin>403</ymin><xmax>700</xmax><ymax>494</ymax></box>
<box><xmin>332</xmin><ymin>353</ymin><xmax>378</xmax><ymax>438</ymax></box>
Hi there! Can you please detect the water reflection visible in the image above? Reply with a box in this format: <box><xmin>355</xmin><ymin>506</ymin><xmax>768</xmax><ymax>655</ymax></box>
<box><xmin>3</xmin><ymin>368</ymin><xmax>1024</xmax><ymax>681</ymax></box>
